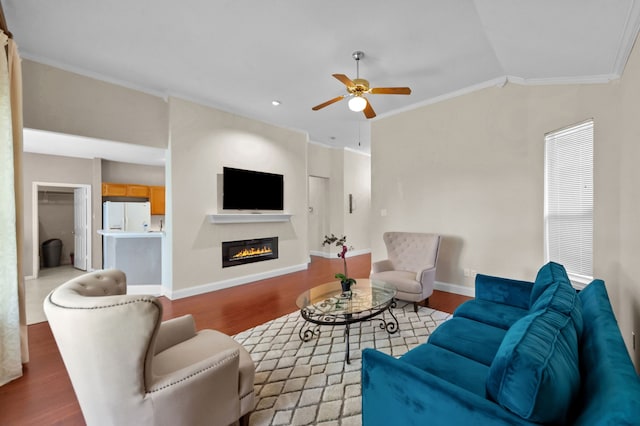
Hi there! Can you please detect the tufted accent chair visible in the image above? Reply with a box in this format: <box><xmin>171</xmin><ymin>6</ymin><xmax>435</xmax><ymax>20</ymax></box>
<box><xmin>44</xmin><ymin>269</ymin><xmax>255</xmax><ymax>426</ymax></box>
<box><xmin>370</xmin><ymin>232</ymin><xmax>441</xmax><ymax>312</ymax></box>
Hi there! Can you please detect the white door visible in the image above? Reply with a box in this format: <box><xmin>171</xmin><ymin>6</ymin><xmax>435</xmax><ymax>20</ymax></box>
<box><xmin>73</xmin><ymin>187</ymin><xmax>88</xmax><ymax>270</ymax></box>
<box><xmin>308</xmin><ymin>176</ymin><xmax>330</xmax><ymax>254</ymax></box>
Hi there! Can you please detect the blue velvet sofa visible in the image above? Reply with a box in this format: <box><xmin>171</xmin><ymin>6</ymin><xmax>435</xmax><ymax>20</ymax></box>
<box><xmin>362</xmin><ymin>262</ymin><xmax>640</xmax><ymax>425</ymax></box>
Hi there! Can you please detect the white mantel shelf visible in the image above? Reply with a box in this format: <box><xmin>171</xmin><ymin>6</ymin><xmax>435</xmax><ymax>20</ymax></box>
<box><xmin>207</xmin><ymin>213</ymin><xmax>292</xmax><ymax>224</ymax></box>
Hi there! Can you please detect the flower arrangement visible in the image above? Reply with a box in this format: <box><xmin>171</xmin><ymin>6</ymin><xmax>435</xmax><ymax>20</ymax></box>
<box><xmin>322</xmin><ymin>234</ymin><xmax>356</xmax><ymax>292</ymax></box>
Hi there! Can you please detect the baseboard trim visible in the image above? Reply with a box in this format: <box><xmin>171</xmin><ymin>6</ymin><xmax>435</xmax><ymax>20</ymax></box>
<box><xmin>434</xmin><ymin>280</ymin><xmax>475</xmax><ymax>297</ymax></box>
<box><xmin>165</xmin><ymin>262</ymin><xmax>309</xmax><ymax>300</ymax></box>
<box><xmin>309</xmin><ymin>250</ymin><xmax>329</xmax><ymax>258</ymax></box>
<box><xmin>309</xmin><ymin>248</ymin><xmax>371</xmax><ymax>259</ymax></box>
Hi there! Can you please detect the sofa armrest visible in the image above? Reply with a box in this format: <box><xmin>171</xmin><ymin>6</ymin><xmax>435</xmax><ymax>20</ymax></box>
<box><xmin>371</xmin><ymin>259</ymin><xmax>393</xmax><ymax>274</ymax></box>
<box><xmin>155</xmin><ymin>314</ymin><xmax>197</xmax><ymax>354</ymax></box>
<box><xmin>362</xmin><ymin>349</ymin><xmax>532</xmax><ymax>426</ymax></box>
<box><xmin>475</xmin><ymin>274</ymin><xmax>534</xmax><ymax>310</ymax></box>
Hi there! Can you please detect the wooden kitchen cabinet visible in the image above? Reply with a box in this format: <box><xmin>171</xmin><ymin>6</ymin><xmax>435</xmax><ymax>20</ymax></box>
<box><xmin>150</xmin><ymin>186</ymin><xmax>165</xmax><ymax>215</ymax></box>
<box><xmin>126</xmin><ymin>184</ymin><xmax>150</xmax><ymax>198</ymax></box>
<box><xmin>101</xmin><ymin>183</ymin><xmax>128</xmax><ymax>196</ymax></box>
<box><xmin>103</xmin><ymin>183</ymin><xmax>163</xmax><ymax>212</ymax></box>
<box><xmin>103</xmin><ymin>182</ymin><xmax>151</xmax><ymax>198</ymax></box>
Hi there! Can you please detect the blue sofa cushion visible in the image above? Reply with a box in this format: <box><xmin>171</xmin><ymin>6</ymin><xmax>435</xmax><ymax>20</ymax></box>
<box><xmin>400</xmin><ymin>342</ymin><xmax>490</xmax><ymax>398</ymax></box>
<box><xmin>474</xmin><ymin>274</ymin><xmax>534</xmax><ymax>310</ymax></box>
<box><xmin>486</xmin><ymin>308</ymin><xmax>580</xmax><ymax>423</ymax></box>
<box><xmin>428</xmin><ymin>317</ymin><xmax>507</xmax><ymax>366</ymax></box>
<box><xmin>530</xmin><ymin>261</ymin><xmax>569</xmax><ymax>306</ymax></box>
<box><xmin>454</xmin><ymin>299</ymin><xmax>528</xmax><ymax>330</ymax></box>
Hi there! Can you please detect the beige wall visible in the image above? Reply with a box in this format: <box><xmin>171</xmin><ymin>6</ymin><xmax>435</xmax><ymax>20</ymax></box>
<box><xmin>167</xmin><ymin>97</ymin><xmax>309</xmax><ymax>292</ymax></box>
<box><xmin>307</xmin><ymin>143</ymin><xmax>371</xmax><ymax>256</ymax></box>
<box><xmin>307</xmin><ymin>143</ymin><xmax>333</xmax><ymax>177</ymax></box>
<box><xmin>22</xmin><ymin>153</ymin><xmax>96</xmax><ymax>276</ymax></box>
<box><xmin>22</xmin><ymin>60</ymin><xmax>168</xmax><ymax>148</ymax></box>
<box><xmin>102</xmin><ymin>160</ymin><xmax>165</xmax><ymax>186</ymax></box>
<box><xmin>371</xmin><ymin>37</ymin><xmax>640</xmax><ymax>366</ymax></box>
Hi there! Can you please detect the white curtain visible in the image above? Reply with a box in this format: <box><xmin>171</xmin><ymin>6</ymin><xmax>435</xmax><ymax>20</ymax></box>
<box><xmin>0</xmin><ymin>29</ymin><xmax>26</xmax><ymax>387</ymax></box>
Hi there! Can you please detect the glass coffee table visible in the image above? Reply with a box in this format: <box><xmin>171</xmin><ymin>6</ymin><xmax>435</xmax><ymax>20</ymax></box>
<box><xmin>296</xmin><ymin>278</ymin><xmax>398</xmax><ymax>363</ymax></box>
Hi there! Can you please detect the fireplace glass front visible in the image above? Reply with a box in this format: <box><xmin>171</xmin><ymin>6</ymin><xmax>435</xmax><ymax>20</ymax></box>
<box><xmin>222</xmin><ymin>237</ymin><xmax>278</xmax><ymax>268</ymax></box>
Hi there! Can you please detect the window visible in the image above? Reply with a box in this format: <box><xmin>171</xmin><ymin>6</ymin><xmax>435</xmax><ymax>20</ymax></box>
<box><xmin>544</xmin><ymin>120</ymin><xmax>593</xmax><ymax>287</ymax></box>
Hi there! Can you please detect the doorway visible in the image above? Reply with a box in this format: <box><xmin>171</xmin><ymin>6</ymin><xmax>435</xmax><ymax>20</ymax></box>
<box><xmin>32</xmin><ymin>182</ymin><xmax>92</xmax><ymax>278</ymax></box>
<box><xmin>308</xmin><ymin>176</ymin><xmax>330</xmax><ymax>256</ymax></box>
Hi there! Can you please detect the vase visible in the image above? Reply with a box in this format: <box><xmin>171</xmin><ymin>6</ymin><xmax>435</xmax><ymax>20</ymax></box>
<box><xmin>340</xmin><ymin>280</ymin><xmax>352</xmax><ymax>293</ymax></box>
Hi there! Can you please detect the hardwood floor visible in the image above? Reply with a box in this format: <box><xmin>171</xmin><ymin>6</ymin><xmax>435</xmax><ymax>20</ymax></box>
<box><xmin>0</xmin><ymin>254</ymin><xmax>471</xmax><ymax>425</ymax></box>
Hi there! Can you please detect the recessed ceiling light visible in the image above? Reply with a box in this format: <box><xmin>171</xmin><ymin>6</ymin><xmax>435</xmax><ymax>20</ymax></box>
<box><xmin>271</xmin><ymin>100</ymin><xmax>281</xmax><ymax>106</ymax></box>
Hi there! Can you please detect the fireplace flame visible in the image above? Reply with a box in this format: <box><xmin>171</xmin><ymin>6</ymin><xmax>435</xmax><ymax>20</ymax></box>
<box><xmin>231</xmin><ymin>245</ymin><xmax>272</xmax><ymax>260</ymax></box>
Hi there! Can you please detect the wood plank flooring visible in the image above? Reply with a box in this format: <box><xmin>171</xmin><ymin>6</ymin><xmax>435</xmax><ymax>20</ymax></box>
<box><xmin>0</xmin><ymin>254</ymin><xmax>471</xmax><ymax>425</ymax></box>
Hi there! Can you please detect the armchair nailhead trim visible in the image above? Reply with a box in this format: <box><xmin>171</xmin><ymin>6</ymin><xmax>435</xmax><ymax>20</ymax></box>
<box><xmin>146</xmin><ymin>351</ymin><xmax>239</xmax><ymax>393</ymax></box>
<box><xmin>48</xmin><ymin>295</ymin><xmax>158</xmax><ymax>311</ymax></box>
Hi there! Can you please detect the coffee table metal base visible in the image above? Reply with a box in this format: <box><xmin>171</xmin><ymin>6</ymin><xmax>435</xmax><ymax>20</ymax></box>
<box><xmin>298</xmin><ymin>297</ymin><xmax>399</xmax><ymax>364</ymax></box>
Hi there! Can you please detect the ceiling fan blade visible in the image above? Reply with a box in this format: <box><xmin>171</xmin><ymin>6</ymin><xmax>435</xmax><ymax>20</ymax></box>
<box><xmin>363</xmin><ymin>100</ymin><xmax>376</xmax><ymax>119</ymax></box>
<box><xmin>312</xmin><ymin>95</ymin><xmax>345</xmax><ymax>111</ymax></box>
<box><xmin>333</xmin><ymin>74</ymin><xmax>355</xmax><ymax>88</ymax></box>
<box><xmin>370</xmin><ymin>87</ymin><xmax>412</xmax><ymax>95</ymax></box>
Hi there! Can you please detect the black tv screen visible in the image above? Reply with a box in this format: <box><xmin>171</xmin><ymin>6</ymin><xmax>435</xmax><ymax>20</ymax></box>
<box><xmin>223</xmin><ymin>167</ymin><xmax>284</xmax><ymax>210</ymax></box>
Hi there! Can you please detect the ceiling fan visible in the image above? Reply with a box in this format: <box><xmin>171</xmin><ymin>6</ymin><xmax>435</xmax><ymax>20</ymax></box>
<box><xmin>312</xmin><ymin>51</ymin><xmax>411</xmax><ymax>119</ymax></box>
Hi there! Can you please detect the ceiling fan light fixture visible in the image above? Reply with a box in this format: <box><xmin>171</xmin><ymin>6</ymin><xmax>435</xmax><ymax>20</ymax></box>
<box><xmin>348</xmin><ymin>95</ymin><xmax>367</xmax><ymax>112</ymax></box>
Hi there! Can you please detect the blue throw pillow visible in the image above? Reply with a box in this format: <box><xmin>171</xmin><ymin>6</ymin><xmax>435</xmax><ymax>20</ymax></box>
<box><xmin>486</xmin><ymin>308</ymin><xmax>581</xmax><ymax>423</ymax></box>
<box><xmin>531</xmin><ymin>280</ymin><xmax>584</xmax><ymax>337</ymax></box>
<box><xmin>530</xmin><ymin>262</ymin><xmax>570</xmax><ymax>306</ymax></box>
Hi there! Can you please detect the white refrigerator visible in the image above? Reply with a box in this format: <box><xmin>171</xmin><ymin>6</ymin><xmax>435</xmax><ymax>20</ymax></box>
<box><xmin>103</xmin><ymin>201</ymin><xmax>151</xmax><ymax>232</ymax></box>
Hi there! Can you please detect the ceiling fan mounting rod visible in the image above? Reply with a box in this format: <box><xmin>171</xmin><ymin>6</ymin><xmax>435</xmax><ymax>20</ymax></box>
<box><xmin>352</xmin><ymin>51</ymin><xmax>364</xmax><ymax>79</ymax></box>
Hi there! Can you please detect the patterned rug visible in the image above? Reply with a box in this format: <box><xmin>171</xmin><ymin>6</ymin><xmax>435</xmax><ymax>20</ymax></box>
<box><xmin>233</xmin><ymin>304</ymin><xmax>451</xmax><ymax>426</ymax></box>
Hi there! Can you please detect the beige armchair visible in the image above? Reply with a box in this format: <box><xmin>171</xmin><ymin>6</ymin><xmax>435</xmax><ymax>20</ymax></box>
<box><xmin>370</xmin><ymin>232</ymin><xmax>441</xmax><ymax>312</ymax></box>
<box><xmin>44</xmin><ymin>269</ymin><xmax>255</xmax><ymax>426</ymax></box>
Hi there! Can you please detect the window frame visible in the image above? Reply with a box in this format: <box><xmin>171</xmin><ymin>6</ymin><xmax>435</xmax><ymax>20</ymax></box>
<box><xmin>543</xmin><ymin>119</ymin><xmax>594</xmax><ymax>288</ymax></box>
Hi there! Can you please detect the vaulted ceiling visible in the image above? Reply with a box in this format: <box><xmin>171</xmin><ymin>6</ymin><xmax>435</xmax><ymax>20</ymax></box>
<box><xmin>5</xmin><ymin>0</ymin><xmax>640</xmax><ymax>154</ymax></box>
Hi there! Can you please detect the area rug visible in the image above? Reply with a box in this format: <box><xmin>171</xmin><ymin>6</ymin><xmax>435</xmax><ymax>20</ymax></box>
<box><xmin>233</xmin><ymin>304</ymin><xmax>451</xmax><ymax>426</ymax></box>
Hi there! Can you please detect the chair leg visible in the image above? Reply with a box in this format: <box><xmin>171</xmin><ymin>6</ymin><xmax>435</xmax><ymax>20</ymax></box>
<box><xmin>239</xmin><ymin>412</ymin><xmax>251</xmax><ymax>426</ymax></box>
<box><xmin>414</xmin><ymin>298</ymin><xmax>430</xmax><ymax>313</ymax></box>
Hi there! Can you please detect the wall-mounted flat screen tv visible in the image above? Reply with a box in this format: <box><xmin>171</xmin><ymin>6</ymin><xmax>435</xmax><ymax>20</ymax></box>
<box><xmin>223</xmin><ymin>167</ymin><xmax>284</xmax><ymax>210</ymax></box>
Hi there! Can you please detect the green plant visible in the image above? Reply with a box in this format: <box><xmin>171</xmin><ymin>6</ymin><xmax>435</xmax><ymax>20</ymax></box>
<box><xmin>334</xmin><ymin>273</ymin><xmax>356</xmax><ymax>287</ymax></box>
<box><xmin>323</xmin><ymin>234</ymin><xmax>356</xmax><ymax>290</ymax></box>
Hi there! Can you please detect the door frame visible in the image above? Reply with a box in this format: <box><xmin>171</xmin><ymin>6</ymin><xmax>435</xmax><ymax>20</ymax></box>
<box><xmin>32</xmin><ymin>181</ymin><xmax>92</xmax><ymax>278</ymax></box>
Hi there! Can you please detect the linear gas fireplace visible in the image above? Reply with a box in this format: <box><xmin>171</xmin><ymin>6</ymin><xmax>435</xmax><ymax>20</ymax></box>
<box><xmin>222</xmin><ymin>237</ymin><xmax>278</xmax><ymax>268</ymax></box>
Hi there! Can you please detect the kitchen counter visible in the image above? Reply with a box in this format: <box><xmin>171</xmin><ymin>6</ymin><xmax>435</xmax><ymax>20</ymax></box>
<box><xmin>98</xmin><ymin>230</ymin><xmax>164</xmax><ymax>238</ymax></box>
<box><xmin>99</xmin><ymin>230</ymin><xmax>163</xmax><ymax>285</ymax></box>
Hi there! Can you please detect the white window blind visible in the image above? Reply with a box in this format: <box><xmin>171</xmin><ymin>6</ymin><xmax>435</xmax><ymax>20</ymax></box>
<box><xmin>544</xmin><ymin>120</ymin><xmax>593</xmax><ymax>285</ymax></box>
